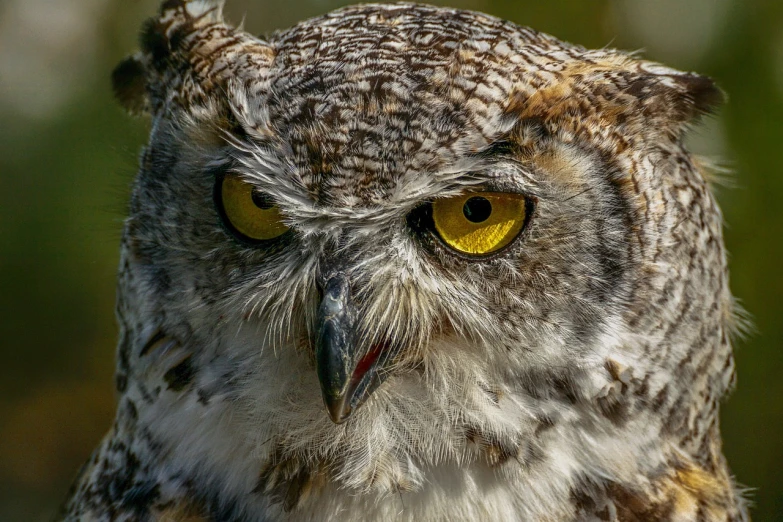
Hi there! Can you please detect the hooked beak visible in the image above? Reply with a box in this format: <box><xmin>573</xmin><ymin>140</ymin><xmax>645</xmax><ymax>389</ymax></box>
<box><xmin>315</xmin><ymin>274</ymin><xmax>391</xmax><ymax>424</ymax></box>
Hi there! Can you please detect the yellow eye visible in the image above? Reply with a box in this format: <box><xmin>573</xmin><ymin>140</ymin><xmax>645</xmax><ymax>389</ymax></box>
<box><xmin>432</xmin><ymin>192</ymin><xmax>528</xmax><ymax>255</ymax></box>
<box><xmin>216</xmin><ymin>174</ymin><xmax>290</xmax><ymax>242</ymax></box>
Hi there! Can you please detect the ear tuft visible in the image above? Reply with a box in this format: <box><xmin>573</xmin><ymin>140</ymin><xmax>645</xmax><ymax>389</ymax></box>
<box><xmin>139</xmin><ymin>18</ymin><xmax>171</xmax><ymax>68</ymax></box>
<box><xmin>632</xmin><ymin>62</ymin><xmax>725</xmax><ymax>123</ymax></box>
<box><xmin>112</xmin><ymin>0</ymin><xmax>270</xmax><ymax>119</ymax></box>
<box><xmin>112</xmin><ymin>55</ymin><xmax>149</xmax><ymax>115</ymax></box>
<box><xmin>675</xmin><ymin>73</ymin><xmax>725</xmax><ymax>118</ymax></box>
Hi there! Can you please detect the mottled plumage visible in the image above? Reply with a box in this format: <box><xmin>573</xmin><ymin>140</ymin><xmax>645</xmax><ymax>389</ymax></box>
<box><xmin>60</xmin><ymin>1</ymin><xmax>747</xmax><ymax>520</ymax></box>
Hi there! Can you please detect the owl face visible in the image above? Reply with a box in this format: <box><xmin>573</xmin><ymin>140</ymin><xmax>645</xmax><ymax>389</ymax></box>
<box><xmin>121</xmin><ymin>2</ymin><xmax>721</xmax><ymax>420</ymax></box>
<box><xmin>128</xmin><ymin>77</ymin><xmax>633</xmax><ymax>427</ymax></box>
<box><xmin>111</xmin><ymin>1</ymin><xmax>737</xmax><ymax>508</ymax></box>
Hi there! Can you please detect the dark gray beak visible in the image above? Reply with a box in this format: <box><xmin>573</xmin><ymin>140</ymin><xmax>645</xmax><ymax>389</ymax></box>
<box><xmin>315</xmin><ymin>274</ymin><xmax>390</xmax><ymax>424</ymax></box>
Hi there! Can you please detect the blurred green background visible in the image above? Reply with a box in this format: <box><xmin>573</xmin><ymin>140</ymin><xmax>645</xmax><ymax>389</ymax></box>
<box><xmin>0</xmin><ymin>0</ymin><xmax>781</xmax><ymax>520</ymax></box>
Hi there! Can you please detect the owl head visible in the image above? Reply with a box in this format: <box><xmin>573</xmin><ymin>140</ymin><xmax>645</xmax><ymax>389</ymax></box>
<box><xmin>110</xmin><ymin>0</ymin><xmax>737</xmax><ymax>507</ymax></box>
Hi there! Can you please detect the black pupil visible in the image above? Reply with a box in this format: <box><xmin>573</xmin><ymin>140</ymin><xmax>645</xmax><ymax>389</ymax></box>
<box><xmin>463</xmin><ymin>197</ymin><xmax>492</xmax><ymax>223</ymax></box>
<box><xmin>251</xmin><ymin>189</ymin><xmax>275</xmax><ymax>210</ymax></box>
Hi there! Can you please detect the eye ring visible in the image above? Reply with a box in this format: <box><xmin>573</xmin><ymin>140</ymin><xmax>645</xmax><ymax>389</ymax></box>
<box><xmin>214</xmin><ymin>172</ymin><xmax>291</xmax><ymax>245</ymax></box>
<box><xmin>421</xmin><ymin>192</ymin><xmax>534</xmax><ymax>258</ymax></box>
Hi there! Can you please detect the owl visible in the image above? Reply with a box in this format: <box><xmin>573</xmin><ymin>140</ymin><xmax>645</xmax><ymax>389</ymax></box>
<box><xmin>59</xmin><ymin>1</ymin><xmax>747</xmax><ymax>520</ymax></box>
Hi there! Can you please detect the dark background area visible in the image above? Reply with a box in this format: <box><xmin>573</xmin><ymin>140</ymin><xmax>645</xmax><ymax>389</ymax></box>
<box><xmin>1</xmin><ymin>0</ymin><xmax>781</xmax><ymax>520</ymax></box>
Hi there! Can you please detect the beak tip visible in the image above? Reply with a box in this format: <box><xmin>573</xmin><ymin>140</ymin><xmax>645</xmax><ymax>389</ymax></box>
<box><xmin>325</xmin><ymin>397</ymin><xmax>352</xmax><ymax>424</ymax></box>
<box><xmin>329</xmin><ymin>413</ymin><xmax>350</xmax><ymax>425</ymax></box>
